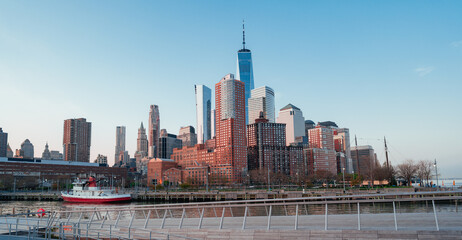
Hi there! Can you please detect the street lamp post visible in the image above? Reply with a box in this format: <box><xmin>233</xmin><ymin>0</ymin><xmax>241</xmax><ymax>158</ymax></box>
<box><xmin>206</xmin><ymin>168</ymin><xmax>209</xmax><ymax>192</ymax></box>
<box><xmin>352</xmin><ymin>171</ymin><xmax>355</xmax><ymax>188</ymax></box>
<box><xmin>434</xmin><ymin>159</ymin><xmax>439</xmax><ymax>189</ymax></box>
<box><xmin>154</xmin><ymin>173</ymin><xmax>158</xmax><ymax>193</ymax></box>
<box><xmin>267</xmin><ymin>163</ymin><xmax>271</xmax><ymax>192</ymax></box>
<box><xmin>342</xmin><ymin>167</ymin><xmax>346</xmax><ymax>193</ymax></box>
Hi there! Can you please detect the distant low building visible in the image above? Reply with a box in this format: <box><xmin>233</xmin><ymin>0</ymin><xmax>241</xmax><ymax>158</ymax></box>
<box><xmin>0</xmin><ymin>128</ymin><xmax>7</xmax><ymax>158</ymax></box>
<box><xmin>94</xmin><ymin>154</ymin><xmax>108</xmax><ymax>165</ymax></box>
<box><xmin>42</xmin><ymin>143</ymin><xmax>51</xmax><ymax>159</ymax></box>
<box><xmin>0</xmin><ymin>157</ymin><xmax>127</xmax><ymax>185</ymax></box>
<box><xmin>50</xmin><ymin>150</ymin><xmax>63</xmax><ymax>160</ymax></box>
<box><xmin>20</xmin><ymin>139</ymin><xmax>34</xmax><ymax>159</ymax></box>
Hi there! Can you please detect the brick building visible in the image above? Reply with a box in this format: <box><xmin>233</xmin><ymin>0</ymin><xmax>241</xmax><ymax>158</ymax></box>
<box><xmin>306</xmin><ymin>125</ymin><xmax>337</xmax><ymax>176</ymax></box>
<box><xmin>63</xmin><ymin>118</ymin><xmax>91</xmax><ymax>162</ymax></box>
<box><xmin>214</xmin><ymin>74</ymin><xmax>247</xmax><ymax>183</ymax></box>
<box><xmin>247</xmin><ymin>112</ymin><xmax>305</xmax><ymax>178</ymax></box>
<box><xmin>147</xmin><ymin>158</ymin><xmax>178</xmax><ymax>187</ymax></box>
<box><xmin>0</xmin><ymin>157</ymin><xmax>127</xmax><ymax>189</ymax></box>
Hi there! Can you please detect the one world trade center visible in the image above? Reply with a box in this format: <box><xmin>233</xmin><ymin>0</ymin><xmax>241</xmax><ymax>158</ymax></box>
<box><xmin>236</xmin><ymin>21</ymin><xmax>255</xmax><ymax>124</ymax></box>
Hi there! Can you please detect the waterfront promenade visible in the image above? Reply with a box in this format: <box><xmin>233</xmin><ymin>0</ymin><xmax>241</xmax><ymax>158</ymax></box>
<box><xmin>1</xmin><ymin>190</ymin><xmax>462</xmax><ymax>239</ymax></box>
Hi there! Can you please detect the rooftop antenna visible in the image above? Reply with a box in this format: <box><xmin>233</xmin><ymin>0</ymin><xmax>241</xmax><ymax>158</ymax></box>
<box><xmin>242</xmin><ymin>20</ymin><xmax>246</xmax><ymax>49</ymax></box>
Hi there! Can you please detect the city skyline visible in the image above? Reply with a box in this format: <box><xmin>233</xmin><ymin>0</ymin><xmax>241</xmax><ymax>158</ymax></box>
<box><xmin>1</xmin><ymin>1</ymin><xmax>461</xmax><ymax>177</ymax></box>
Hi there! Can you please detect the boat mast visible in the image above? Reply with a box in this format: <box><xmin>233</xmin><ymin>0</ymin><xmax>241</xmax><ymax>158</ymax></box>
<box><xmin>384</xmin><ymin>136</ymin><xmax>389</xmax><ymax>169</ymax></box>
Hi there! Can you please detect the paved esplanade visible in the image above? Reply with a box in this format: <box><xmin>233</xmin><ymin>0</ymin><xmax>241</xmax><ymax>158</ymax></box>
<box><xmin>1</xmin><ymin>191</ymin><xmax>462</xmax><ymax>239</ymax></box>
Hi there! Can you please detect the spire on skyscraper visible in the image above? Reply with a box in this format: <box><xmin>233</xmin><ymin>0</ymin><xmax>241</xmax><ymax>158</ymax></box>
<box><xmin>140</xmin><ymin>121</ymin><xmax>144</xmax><ymax>130</ymax></box>
<box><xmin>242</xmin><ymin>20</ymin><xmax>246</xmax><ymax>50</ymax></box>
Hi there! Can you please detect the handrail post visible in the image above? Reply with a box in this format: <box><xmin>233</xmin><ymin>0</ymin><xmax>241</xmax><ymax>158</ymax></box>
<box><xmin>242</xmin><ymin>206</ymin><xmax>248</xmax><ymax>230</ymax></box>
<box><xmin>219</xmin><ymin>207</ymin><xmax>225</xmax><ymax>229</ymax></box>
<box><xmin>295</xmin><ymin>204</ymin><xmax>299</xmax><ymax>230</ymax></box>
<box><xmin>393</xmin><ymin>201</ymin><xmax>398</xmax><ymax>230</ymax></box>
<box><xmin>88</xmin><ymin>209</ymin><xmax>96</xmax><ymax>227</ymax></box>
<box><xmin>267</xmin><ymin>205</ymin><xmax>272</xmax><ymax>230</ymax></box>
<box><xmin>66</xmin><ymin>212</ymin><xmax>72</xmax><ymax>225</ymax></box>
<box><xmin>160</xmin><ymin>209</ymin><xmax>168</xmax><ymax>229</ymax></box>
<box><xmin>198</xmin><ymin>208</ymin><xmax>205</xmax><ymax>229</ymax></box>
<box><xmin>115</xmin><ymin>211</ymin><xmax>121</xmax><ymax>228</ymax></box>
<box><xmin>432</xmin><ymin>200</ymin><xmax>439</xmax><ymax>231</ymax></box>
<box><xmin>129</xmin><ymin>209</ymin><xmax>136</xmax><ymax>229</ymax></box>
<box><xmin>179</xmin><ymin>208</ymin><xmax>185</xmax><ymax>229</ymax></box>
<box><xmin>325</xmin><ymin>203</ymin><xmax>328</xmax><ymax>230</ymax></box>
<box><xmin>100</xmin><ymin>211</ymin><xmax>109</xmax><ymax>228</ymax></box>
<box><xmin>144</xmin><ymin>210</ymin><xmax>152</xmax><ymax>229</ymax></box>
<box><xmin>357</xmin><ymin>202</ymin><xmax>361</xmax><ymax>230</ymax></box>
<box><xmin>77</xmin><ymin>212</ymin><xmax>83</xmax><ymax>225</ymax></box>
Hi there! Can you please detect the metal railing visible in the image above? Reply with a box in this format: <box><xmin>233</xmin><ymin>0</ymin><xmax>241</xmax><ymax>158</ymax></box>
<box><xmin>1</xmin><ymin>191</ymin><xmax>462</xmax><ymax>239</ymax></box>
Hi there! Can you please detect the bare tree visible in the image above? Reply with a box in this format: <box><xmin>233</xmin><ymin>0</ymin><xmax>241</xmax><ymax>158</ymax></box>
<box><xmin>417</xmin><ymin>160</ymin><xmax>433</xmax><ymax>187</ymax></box>
<box><xmin>374</xmin><ymin>162</ymin><xmax>396</xmax><ymax>185</ymax></box>
<box><xmin>396</xmin><ymin>159</ymin><xmax>418</xmax><ymax>186</ymax></box>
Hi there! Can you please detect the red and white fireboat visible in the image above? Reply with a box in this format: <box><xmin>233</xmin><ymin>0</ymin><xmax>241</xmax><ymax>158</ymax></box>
<box><xmin>61</xmin><ymin>177</ymin><xmax>131</xmax><ymax>203</ymax></box>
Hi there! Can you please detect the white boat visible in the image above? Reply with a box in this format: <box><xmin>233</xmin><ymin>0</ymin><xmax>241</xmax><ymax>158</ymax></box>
<box><xmin>61</xmin><ymin>177</ymin><xmax>131</xmax><ymax>203</ymax></box>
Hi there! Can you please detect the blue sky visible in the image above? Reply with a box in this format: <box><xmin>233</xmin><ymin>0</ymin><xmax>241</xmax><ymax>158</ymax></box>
<box><xmin>1</xmin><ymin>1</ymin><xmax>461</xmax><ymax>177</ymax></box>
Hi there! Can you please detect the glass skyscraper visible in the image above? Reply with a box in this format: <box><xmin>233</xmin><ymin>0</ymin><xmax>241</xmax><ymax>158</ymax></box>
<box><xmin>248</xmin><ymin>86</ymin><xmax>275</xmax><ymax>124</ymax></box>
<box><xmin>195</xmin><ymin>85</ymin><xmax>212</xmax><ymax>144</ymax></box>
<box><xmin>236</xmin><ymin>22</ymin><xmax>255</xmax><ymax>124</ymax></box>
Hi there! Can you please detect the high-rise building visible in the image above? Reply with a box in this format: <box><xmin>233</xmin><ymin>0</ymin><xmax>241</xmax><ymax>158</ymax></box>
<box><xmin>247</xmin><ymin>112</ymin><xmax>287</xmax><ymax>173</ymax></box>
<box><xmin>195</xmin><ymin>85</ymin><xmax>212</xmax><ymax>144</ymax></box>
<box><xmin>114</xmin><ymin>126</ymin><xmax>126</xmax><ymax>164</ymax></box>
<box><xmin>137</xmin><ymin>122</ymin><xmax>148</xmax><ymax>153</ymax></box>
<box><xmin>158</xmin><ymin>131</ymin><xmax>182</xmax><ymax>159</ymax></box>
<box><xmin>211</xmin><ymin>109</ymin><xmax>216</xmax><ymax>139</ymax></box>
<box><xmin>350</xmin><ymin>145</ymin><xmax>377</xmax><ymax>177</ymax></box>
<box><xmin>247</xmin><ymin>112</ymin><xmax>304</xmax><ymax>177</ymax></box>
<box><xmin>305</xmin><ymin>148</ymin><xmax>337</xmax><ymax>176</ymax></box>
<box><xmin>178</xmin><ymin>126</ymin><xmax>197</xmax><ymax>147</ymax></box>
<box><xmin>215</xmin><ymin>73</ymin><xmax>247</xmax><ymax>183</ymax></box>
<box><xmin>236</xmin><ymin>22</ymin><xmax>255</xmax><ymax>124</ymax></box>
<box><xmin>305</xmin><ymin>120</ymin><xmax>316</xmax><ymax>138</ymax></box>
<box><xmin>42</xmin><ymin>142</ymin><xmax>51</xmax><ymax>159</ymax></box>
<box><xmin>148</xmin><ymin>105</ymin><xmax>160</xmax><ymax>158</ymax></box>
<box><xmin>277</xmin><ymin>104</ymin><xmax>305</xmax><ymax>146</ymax></box>
<box><xmin>6</xmin><ymin>144</ymin><xmax>13</xmax><ymax>158</ymax></box>
<box><xmin>94</xmin><ymin>154</ymin><xmax>108</xmax><ymax>165</ymax></box>
<box><xmin>248</xmin><ymin>86</ymin><xmax>275</xmax><ymax>124</ymax></box>
<box><xmin>305</xmin><ymin>125</ymin><xmax>337</xmax><ymax>176</ymax></box>
<box><xmin>308</xmin><ymin>126</ymin><xmax>334</xmax><ymax>150</ymax></box>
<box><xmin>0</xmin><ymin>128</ymin><xmax>7</xmax><ymax>157</ymax></box>
<box><xmin>334</xmin><ymin>128</ymin><xmax>353</xmax><ymax>174</ymax></box>
<box><xmin>20</xmin><ymin>139</ymin><xmax>34</xmax><ymax>159</ymax></box>
<box><xmin>63</xmin><ymin>118</ymin><xmax>92</xmax><ymax>162</ymax></box>
<box><xmin>116</xmin><ymin>151</ymin><xmax>130</xmax><ymax>167</ymax></box>
<box><xmin>318</xmin><ymin>121</ymin><xmax>338</xmax><ymax>128</ymax></box>
<box><xmin>135</xmin><ymin>122</ymin><xmax>149</xmax><ymax>169</ymax></box>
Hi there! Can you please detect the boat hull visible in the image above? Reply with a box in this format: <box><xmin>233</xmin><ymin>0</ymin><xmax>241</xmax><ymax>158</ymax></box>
<box><xmin>62</xmin><ymin>194</ymin><xmax>131</xmax><ymax>203</ymax></box>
